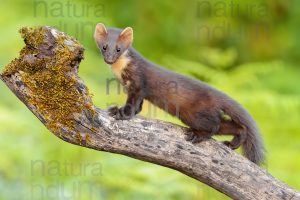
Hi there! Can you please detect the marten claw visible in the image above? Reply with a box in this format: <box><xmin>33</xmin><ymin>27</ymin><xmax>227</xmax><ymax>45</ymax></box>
<box><xmin>185</xmin><ymin>131</ymin><xmax>195</xmax><ymax>141</ymax></box>
<box><xmin>114</xmin><ymin>114</ymin><xmax>132</xmax><ymax>120</ymax></box>
<box><xmin>185</xmin><ymin>132</ymin><xmax>205</xmax><ymax>143</ymax></box>
<box><xmin>108</xmin><ymin>106</ymin><xmax>133</xmax><ymax>120</ymax></box>
<box><xmin>222</xmin><ymin>141</ymin><xmax>239</xmax><ymax>150</ymax></box>
<box><xmin>222</xmin><ymin>141</ymin><xmax>231</xmax><ymax>148</ymax></box>
<box><xmin>108</xmin><ymin>106</ymin><xmax>119</xmax><ymax>117</ymax></box>
<box><xmin>191</xmin><ymin>136</ymin><xmax>206</xmax><ymax>144</ymax></box>
<box><xmin>185</xmin><ymin>130</ymin><xmax>210</xmax><ymax>144</ymax></box>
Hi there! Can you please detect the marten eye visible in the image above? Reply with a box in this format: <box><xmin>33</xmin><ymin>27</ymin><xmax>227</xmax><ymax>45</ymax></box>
<box><xmin>116</xmin><ymin>47</ymin><xmax>121</xmax><ymax>52</ymax></box>
<box><xmin>102</xmin><ymin>45</ymin><xmax>107</xmax><ymax>51</ymax></box>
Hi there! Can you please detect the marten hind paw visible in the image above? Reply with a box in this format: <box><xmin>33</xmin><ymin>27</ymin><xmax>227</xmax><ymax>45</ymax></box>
<box><xmin>185</xmin><ymin>131</ymin><xmax>195</xmax><ymax>141</ymax></box>
<box><xmin>222</xmin><ymin>141</ymin><xmax>231</xmax><ymax>148</ymax></box>
<box><xmin>191</xmin><ymin>135</ymin><xmax>208</xmax><ymax>144</ymax></box>
<box><xmin>185</xmin><ymin>131</ymin><xmax>208</xmax><ymax>144</ymax></box>
<box><xmin>222</xmin><ymin>141</ymin><xmax>239</xmax><ymax>150</ymax></box>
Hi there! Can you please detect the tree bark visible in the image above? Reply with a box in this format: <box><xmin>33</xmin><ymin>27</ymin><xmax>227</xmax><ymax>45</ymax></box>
<box><xmin>1</xmin><ymin>26</ymin><xmax>299</xmax><ymax>200</ymax></box>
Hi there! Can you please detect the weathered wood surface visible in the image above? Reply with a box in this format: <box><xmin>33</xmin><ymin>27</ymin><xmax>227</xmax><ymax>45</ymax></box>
<box><xmin>1</xmin><ymin>26</ymin><xmax>299</xmax><ymax>200</ymax></box>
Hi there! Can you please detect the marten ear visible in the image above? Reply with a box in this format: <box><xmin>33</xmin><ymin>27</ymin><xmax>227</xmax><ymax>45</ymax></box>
<box><xmin>118</xmin><ymin>27</ymin><xmax>133</xmax><ymax>48</ymax></box>
<box><xmin>94</xmin><ymin>23</ymin><xmax>107</xmax><ymax>43</ymax></box>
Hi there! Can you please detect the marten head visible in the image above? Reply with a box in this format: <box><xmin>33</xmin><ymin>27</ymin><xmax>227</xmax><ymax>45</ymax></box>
<box><xmin>94</xmin><ymin>23</ymin><xmax>133</xmax><ymax>65</ymax></box>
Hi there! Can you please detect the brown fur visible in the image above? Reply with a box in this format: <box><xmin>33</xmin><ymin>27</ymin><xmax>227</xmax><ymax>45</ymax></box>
<box><xmin>95</xmin><ymin>24</ymin><xmax>265</xmax><ymax>165</ymax></box>
<box><xmin>110</xmin><ymin>51</ymin><xmax>265</xmax><ymax>165</ymax></box>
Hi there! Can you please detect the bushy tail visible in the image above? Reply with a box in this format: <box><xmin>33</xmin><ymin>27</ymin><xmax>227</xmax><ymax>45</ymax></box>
<box><xmin>243</xmin><ymin>122</ymin><xmax>265</xmax><ymax>165</ymax></box>
<box><xmin>223</xmin><ymin>100</ymin><xmax>265</xmax><ymax>165</ymax></box>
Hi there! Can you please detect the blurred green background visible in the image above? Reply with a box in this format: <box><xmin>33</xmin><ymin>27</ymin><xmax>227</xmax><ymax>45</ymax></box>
<box><xmin>0</xmin><ymin>0</ymin><xmax>299</xmax><ymax>199</ymax></box>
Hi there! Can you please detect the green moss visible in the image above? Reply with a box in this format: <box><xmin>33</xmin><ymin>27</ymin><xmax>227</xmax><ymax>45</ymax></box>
<box><xmin>1</xmin><ymin>26</ymin><xmax>94</xmax><ymax>135</ymax></box>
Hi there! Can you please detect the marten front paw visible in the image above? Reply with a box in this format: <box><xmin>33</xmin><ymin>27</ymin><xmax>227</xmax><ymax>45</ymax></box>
<box><xmin>116</xmin><ymin>106</ymin><xmax>134</xmax><ymax>120</ymax></box>
<box><xmin>108</xmin><ymin>106</ymin><xmax>133</xmax><ymax>120</ymax></box>
<box><xmin>108</xmin><ymin>106</ymin><xmax>119</xmax><ymax>117</ymax></box>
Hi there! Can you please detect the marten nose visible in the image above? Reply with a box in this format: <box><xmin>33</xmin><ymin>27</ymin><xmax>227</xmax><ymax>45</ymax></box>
<box><xmin>105</xmin><ymin>55</ymin><xmax>115</xmax><ymax>64</ymax></box>
<box><xmin>107</xmin><ymin>55</ymin><xmax>113</xmax><ymax>61</ymax></box>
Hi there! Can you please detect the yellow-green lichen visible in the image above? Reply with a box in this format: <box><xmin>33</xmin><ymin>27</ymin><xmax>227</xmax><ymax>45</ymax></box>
<box><xmin>85</xmin><ymin>134</ymin><xmax>92</xmax><ymax>144</ymax></box>
<box><xmin>1</xmin><ymin>26</ymin><xmax>94</xmax><ymax>135</ymax></box>
<box><xmin>76</xmin><ymin>132</ymin><xmax>83</xmax><ymax>145</ymax></box>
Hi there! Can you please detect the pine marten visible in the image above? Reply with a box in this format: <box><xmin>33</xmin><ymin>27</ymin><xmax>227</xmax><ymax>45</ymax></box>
<box><xmin>94</xmin><ymin>23</ymin><xmax>265</xmax><ymax>165</ymax></box>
